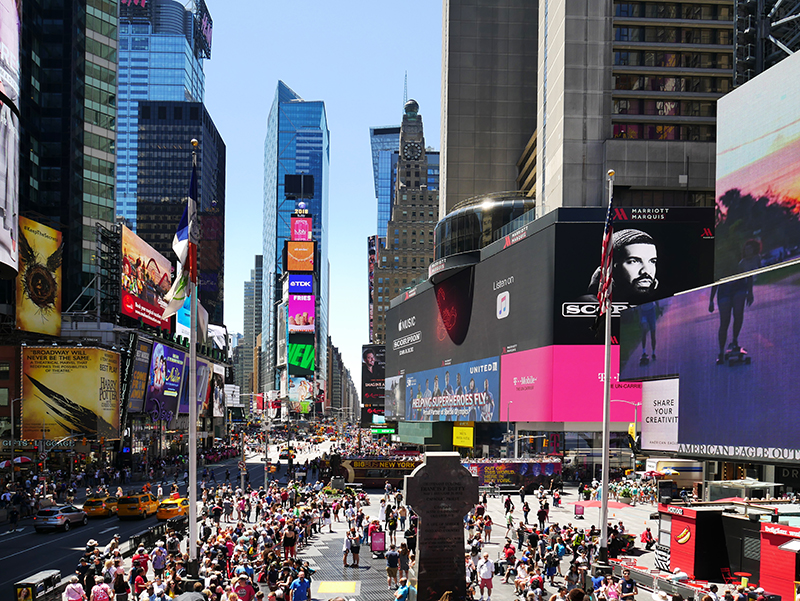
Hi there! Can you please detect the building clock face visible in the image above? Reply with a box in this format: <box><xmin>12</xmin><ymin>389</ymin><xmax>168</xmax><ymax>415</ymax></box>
<box><xmin>403</xmin><ymin>141</ymin><xmax>422</xmax><ymax>160</ymax></box>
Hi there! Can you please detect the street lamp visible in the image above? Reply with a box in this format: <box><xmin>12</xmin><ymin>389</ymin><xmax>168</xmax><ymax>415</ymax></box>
<box><xmin>505</xmin><ymin>400</ymin><xmax>514</xmax><ymax>459</ymax></box>
<box><xmin>610</xmin><ymin>399</ymin><xmax>642</xmax><ymax>472</ymax></box>
<box><xmin>9</xmin><ymin>397</ymin><xmax>22</xmax><ymax>484</ymax></box>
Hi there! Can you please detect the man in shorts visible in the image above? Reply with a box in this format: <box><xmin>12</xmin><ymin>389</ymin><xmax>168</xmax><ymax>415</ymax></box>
<box><xmin>476</xmin><ymin>551</ymin><xmax>495</xmax><ymax>601</ymax></box>
<box><xmin>385</xmin><ymin>543</ymin><xmax>400</xmax><ymax>589</ymax></box>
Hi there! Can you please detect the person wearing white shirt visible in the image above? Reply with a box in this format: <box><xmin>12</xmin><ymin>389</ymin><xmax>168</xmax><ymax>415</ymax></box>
<box><xmin>476</xmin><ymin>552</ymin><xmax>495</xmax><ymax>601</ymax></box>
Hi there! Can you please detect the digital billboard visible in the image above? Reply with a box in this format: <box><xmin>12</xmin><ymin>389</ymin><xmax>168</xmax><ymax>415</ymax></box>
<box><xmin>499</xmin><ymin>346</ymin><xmax>639</xmax><ymax>422</ymax></box>
<box><xmin>291</xmin><ymin>217</ymin><xmax>313</xmax><ymax>241</ymax></box>
<box><xmin>368</xmin><ymin>235</ymin><xmax>378</xmax><ymax>341</ymax></box>
<box><xmin>176</xmin><ymin>294</ymin><xmax>209</xmax><ymax>343</ymax></box>
<box><xmin>16</xmin><ymin>217</ymin><xmax>62</xmax><ymax>336</ymax></box>
<box><xmin>715</xmin><ymin>51</ymin><xmax>800</xmax><ymax>280</ymax></box>
<box><xmin>0</xmin><ymin>0</ymin><xmax>20</xmax><ymax>280</ymax></box>
<box><xmin>211</xmin><ymin>363</ymin><xmax>225</xmax><ymax>418</ymax></box>
<box><xmin>193</xmin><ymin>0</ymin><xmax>213</xmax><ymax>59</ymax></box>
<box><xmin>288</xmin><ymin>274</ymin><xmax>313</xmax><ymax>294</ymax></box>
<box><xmin>288</xmin><ymin>376</ymin><xmax>313</xmax><ymax>414</ymax></box>
<box><xmin>126</xmin><ymin>338</ymin><xmax>153</xmax><ymax>413</ymax></box>
<box><xmin>121</xmin><ymin>226</ymin><xmax>172</xmax><ymax>329</ymax></box>
<box><xmin>277</xmin><ymin>301</ymin><xmax>287</xmax><ymax>367</ymax></box>
<box><xmin>22</xmin><ymin>347</ymin><xmax>120</xmax><ymax>440</ymax></box>
<box><xmin>288</xmin><ymin>294</ymin><xmax>315</xmax><ymax>333</ymax></box>
<box><xmin>553</xmin><ymin>208</ymin><xmax>715</xmax><ymax>345</ymax></box>
<box><xmin>178</xmin><ymin>358</ymin><xmax>212</xmax><ymax>414</ymax></box>
<box><xmin>144</xmin><ymin>342</ymin><xmax>187</xmax><ymax>423</ymax></box>
<box><xmin>288</xmin><ymin>334</ymin><xmax>315</xmax><ymax>376</ymax></box>
<box><xmin>361</xmin><ymin>344</ymin><xmax>385</xmax><ymax>413</ymax></box>
<box><xmin>403</xmin><ymin>357</ymin><xmax>500</xmax><ymax>422</ymax></box>
<box><xmin>619</xmin><ymin>261</ymin><xmax>800</xmax><ymax>460</ymax></box>
<box><xmin>285</xmin><ymin>241</ymin><xmax>315</xmax><ymax>272</ymax></box>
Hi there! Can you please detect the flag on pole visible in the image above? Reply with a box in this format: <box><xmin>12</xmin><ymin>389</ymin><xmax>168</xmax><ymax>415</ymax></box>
<box><xmin>596</xmin><ymin>192</ymin><xmax>615</xmax><ymax>316</ymax></box>
<box><xmin>163</xmin><ymin>163</ymin><xmax>198</xmax><ymax>319</ymax></box>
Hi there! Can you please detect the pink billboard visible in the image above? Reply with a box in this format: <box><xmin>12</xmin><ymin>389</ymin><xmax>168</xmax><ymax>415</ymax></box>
<box><xmin>501</xmin><ymin>346</ymin><xmax>641</xmax><ymax>422</ymax></box>
<box><xmin>288</xmin><ymin>294</ymin><xmax>315</xmax><ymax>333</ymax></box>
<box><xmin>291</xmin><ymin>217</ymin><xmax>312</xmax><ymax>241</ymax></box>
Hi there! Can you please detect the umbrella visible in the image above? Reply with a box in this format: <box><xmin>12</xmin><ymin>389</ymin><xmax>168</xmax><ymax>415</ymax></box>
<box><xmin>0</xmin><ymin>460</ymin><xmax>12</xmax><ymax>468</ymax></box>
<box><xmin>13</xmin><ymin>456</ymin><xmax>32</xmax><ymax>464</ymax></box>
<box><xmin>642</xmin><ymin>470</ymin><xmax>662</xmax><ymax>479</ymax></box>
<box><xmin>569</xmin><ymin>500</ymin><xmax>630</xmax><ymax>509</ymax></box>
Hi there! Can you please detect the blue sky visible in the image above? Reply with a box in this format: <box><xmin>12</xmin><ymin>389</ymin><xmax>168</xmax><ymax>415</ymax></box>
<box><xmin>203</xmin><ymin>1</ymin><xmax>442</xmax><ymax>392</ymax></box>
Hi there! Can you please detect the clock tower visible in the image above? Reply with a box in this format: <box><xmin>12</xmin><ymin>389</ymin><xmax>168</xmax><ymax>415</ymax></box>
<box><xmin>371</xmin><ymin>100</ymin><xmax>440</xmax><ymax>344</ymax></box>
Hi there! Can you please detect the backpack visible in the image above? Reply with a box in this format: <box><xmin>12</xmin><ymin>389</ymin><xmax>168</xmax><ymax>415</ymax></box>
<box><xmin>92</xmin><ymin>585</ymin><xmax>110</xmax><ymax>601</ymax></box>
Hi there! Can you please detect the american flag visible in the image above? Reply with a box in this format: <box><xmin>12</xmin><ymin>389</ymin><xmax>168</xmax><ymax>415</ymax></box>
<box><xmin>596</xmin><ymin>194</ymin><xmax>615</xmax><ymax>315</ymax></box>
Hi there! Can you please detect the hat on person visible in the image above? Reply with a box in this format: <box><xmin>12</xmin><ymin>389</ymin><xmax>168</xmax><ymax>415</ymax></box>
<box><xmin>652</xmin><ymin>592</ymin><xmax>670</xmax><ymax>601</ymax></box>
<box><xmin>87</xmin><ymin>539</ymin><xmax>99</xmax><ymax>546</ymax></box>
<box><xmin>755</xmin><ymin>589</ymin><xmax>764</xmax><ymax>594</ymax></box>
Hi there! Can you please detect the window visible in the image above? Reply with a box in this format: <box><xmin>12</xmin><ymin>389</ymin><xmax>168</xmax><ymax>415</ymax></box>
<box><xmin>0</xmin><ymin>389</ymin><xmax>7</xmax><ymax>406</ymax></box>
<box><xmin>0</xmin><ymin>362</ymin><xmax>11</xmax><ymax>380</ymax></box>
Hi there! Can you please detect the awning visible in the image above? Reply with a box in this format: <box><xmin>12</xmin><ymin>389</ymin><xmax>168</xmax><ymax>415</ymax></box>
<box><xmin>778</xmin><ymin>539</ymin><xmax>800</xmax><ymax>553</ymax></box>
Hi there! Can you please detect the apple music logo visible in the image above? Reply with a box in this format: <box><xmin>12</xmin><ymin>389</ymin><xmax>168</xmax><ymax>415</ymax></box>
<box><xmin>496</xmin><ymin>291</ymin><xmax>509</xmax><ymax>319</ymax></box>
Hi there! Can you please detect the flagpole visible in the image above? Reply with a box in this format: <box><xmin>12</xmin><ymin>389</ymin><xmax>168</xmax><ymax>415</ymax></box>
<box><xmin>188</xmin><ymin>139</ymin><xmax>199</xmax><ymax>566</ymax></box>
<box><xmin>598</xmin><ymin>169</ymin><xmax>615</xmax><ymax>564</ymax></box>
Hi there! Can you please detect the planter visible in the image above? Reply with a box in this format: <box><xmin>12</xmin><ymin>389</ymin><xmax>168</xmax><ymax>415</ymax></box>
<box><xmin>619</xmin><ymin>496</ymin><xmax>633</xmax><ymax>505</ymax></box>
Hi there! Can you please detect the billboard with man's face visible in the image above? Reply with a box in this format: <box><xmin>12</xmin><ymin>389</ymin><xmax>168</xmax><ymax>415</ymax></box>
<box><xmin>715</xmin><ymin>51</ymin><xmax>800</xmax><ymax>280</ymax></box>
<box><xmin>361</xmin><ymin>344</ymin><xmax>385</xmax><ymax>417</ymax></box>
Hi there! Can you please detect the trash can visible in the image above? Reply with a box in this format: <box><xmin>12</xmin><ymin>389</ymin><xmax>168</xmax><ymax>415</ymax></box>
<box><xmin>331</xmin><ymin>476</ymin><xmax>345</xmax><ymax>491</ymax></box>
<box><xmin>14</xmin><ymin>570</ymin><xmax>61</xmax><ymax>601</ymax></box>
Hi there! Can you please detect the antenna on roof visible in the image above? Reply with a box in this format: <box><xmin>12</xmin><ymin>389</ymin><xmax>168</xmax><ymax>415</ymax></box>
<box><xmin>403</xmin><ymin>71</ymin><xmax>408</xmax><ymax>107</ymax></box>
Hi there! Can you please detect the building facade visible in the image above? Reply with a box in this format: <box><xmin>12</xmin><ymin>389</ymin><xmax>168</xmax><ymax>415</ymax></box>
<box><xmin>117</xmin><ymin>0</ymin><xmax>207</xmax><ymax>231</ymax></box>
<box><xmin>371</xmin><ymin>100</ymin><xmax>439</xmax><ymax>345</ymax></box>
<box><xmin>440</xmin><ymin>0</ymin><xmax>539</xmax><ymax>215</ymax></box>
<box><xmin>135</xmin><ymin>100</ymin><xmax>226</xmax><ymax>324</ymax></box>
<box><xmin>18</xmin><ymin>0</ymin><xmax>119</xmax><ymax>311</ymax></box>
<box><xmin>262</xmin><ymin>81</ymin><xmax>330</xmax><ymax>393</ymax></box>
<box><xmin>240</xmin><ymin>255</ymin><xmax>262</xmax><ymax>396</ymax></box>
<box><xmin>369</xmin><ymin>126</ymin><xmax>401</xmax><ymax>239</ymax></box>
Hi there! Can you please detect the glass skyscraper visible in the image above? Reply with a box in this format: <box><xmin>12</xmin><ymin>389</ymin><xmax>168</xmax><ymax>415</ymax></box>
<box><xmin>262</xmin><ymin>81</ymin><xmax>330</xmax><ymax>394</ymax></box>
<box><xmin>369</xmin><ymin>126</ymin><xmax>400</xmax><ymax>239</ymax></box>
<box><xmin>117</xmin><ymin>0</ymin><xmax>206</xmax><ymax>230</ymax></box>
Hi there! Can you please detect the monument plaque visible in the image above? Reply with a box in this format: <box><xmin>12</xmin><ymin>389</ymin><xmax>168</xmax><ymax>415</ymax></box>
<box><xmin>405</xmin><ymin>452</ymin><xmax>479</xmax><ymax>601</ymax></box>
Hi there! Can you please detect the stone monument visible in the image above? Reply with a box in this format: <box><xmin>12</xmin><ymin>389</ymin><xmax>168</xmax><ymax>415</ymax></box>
<box><xmin>405</xmin><ymin>452</ymin><xmax>479</xmax><ymax>601</ymax></box>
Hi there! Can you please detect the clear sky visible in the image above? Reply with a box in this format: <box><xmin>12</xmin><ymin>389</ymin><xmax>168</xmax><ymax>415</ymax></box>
<box><xmin>203</xmin><ymin>1</ymin><xmax>442</xmax><ymax>393</ymax></box>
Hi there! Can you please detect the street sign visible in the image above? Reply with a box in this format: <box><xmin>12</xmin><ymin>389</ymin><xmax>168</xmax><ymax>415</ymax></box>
<box><xmin>39</xmin><ymin>452</ymin><xmax>46</xmax><ymax>460</ymax></box>
<box><xmin>238</xmin><ymin>460</ymin><xmax>246</xmax><ymax>471</ymax></box>
<box><xmin>371</xmin><ymin>428</ymin><xmax>396</xmax><ymax>434</ymax></box>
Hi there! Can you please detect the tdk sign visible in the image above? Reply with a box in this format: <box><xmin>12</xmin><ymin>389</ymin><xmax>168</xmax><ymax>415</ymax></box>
<box><xmin>288</xmin><ymin>275</ymin><xmax>313</xmax><ymax>294</ymax></box>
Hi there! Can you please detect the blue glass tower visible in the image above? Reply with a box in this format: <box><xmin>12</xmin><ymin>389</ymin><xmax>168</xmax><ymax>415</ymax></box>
<box><xmin>263</xmin><ymin>81</ymin><xmax>330</xmax><ymax>394</ymax></box>
<box><xmin>117</xmin><ymin>0</ymin><xmax>206</xmax><ymax>230</ymax></box>
<box><xmin>369</xmin><ymin>126</ymin><xmax>400</xmax><ymax>239</ymax></box>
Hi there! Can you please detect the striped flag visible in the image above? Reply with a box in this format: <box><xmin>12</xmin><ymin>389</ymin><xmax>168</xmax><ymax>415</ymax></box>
<box><xmin>596</xmin><ymin>193</ymin><xmax>615</xmax><ymax>316</ymax></box>
<box><xmin>163</xmin><ymin>163</ymin><xmax>198</xmax><ymax>319</ymax></box>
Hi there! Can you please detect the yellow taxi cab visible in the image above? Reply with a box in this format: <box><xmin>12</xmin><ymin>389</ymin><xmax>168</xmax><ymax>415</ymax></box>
<box><xmin>156</xmin><ymin>497</ymin><xmax>190</xmax><ymax>521</ymax></box>
<box><xmin>83</xmin><ymin>496</ymin><xmax>118</xmax><ymax>518</ymax></box>
<box><xmin>117</xmin><ymin>492</ymin><xmax>159</xmax><ymax>519</ymax></box>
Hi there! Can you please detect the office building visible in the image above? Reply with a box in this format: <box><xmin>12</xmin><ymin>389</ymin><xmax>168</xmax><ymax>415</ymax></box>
<box><xmin>240</xmin><ymin>255</ymin><xmax>263</xmax><ymax>396</ymax></box>
<box><xmin>117</xmin><ymin>0</ymin><xmax>209</xmax><ymax>231</ymax></box>
<box><xmin>262</xmin><ymin>81</ymin><xmax>330</xmax><ymax>392</ymax></box>
<box><xmin>536</xmin><ymin>1</ymin><xmax>734</xmax><ymax>212</ymax></box>
<box><xmin>371</xmin><ymin>100</ymin><xmax>439</xmax><ymax>345</ymax></box>
<box><xmin>17</xmin><ymin>0</ymin><xmax>119</xmax><ymax>310</ymax></box>
<box><xmin>135</xmin><ymin>100</ymin><xmax>226</xmax><ymax>324</ymax></box>
<box><xmin>440</xmin><ymin>0</ymin><xmax>539</xmax><ymax>215</ymax></box>
<box><xmin>370</xmin><ymin>126</ymin><xmax>401</xmax><ymax>239</ymax></box>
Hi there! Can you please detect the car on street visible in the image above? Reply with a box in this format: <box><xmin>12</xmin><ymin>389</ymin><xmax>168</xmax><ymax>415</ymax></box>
<box><xmin>117</xmin><ymin>492</ymin><xmax>159</xmax><ymax>519</ymax></box>
<box><xmin>156</xmin><ymin>497</ymin><xmax>190</xmax><ymax>521</ymax></box>
<box><xmin>34</xmin><ymin>505</ymin><xmax>88</xmax><ymax>532</ymax></box>
<box><xmin>83</xmin><ymin>496</ymin><xmax>118</xmax><ymax>518</ymax></box>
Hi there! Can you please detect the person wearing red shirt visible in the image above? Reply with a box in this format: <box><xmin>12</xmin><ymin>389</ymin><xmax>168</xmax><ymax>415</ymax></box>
<box><xmin>132</xmin><ymin>548</ymin><xmax>150</xmax><ymax>577</ymax></box>
<box><xmin>233</xmin><ymin>576</ymin><xmax>256</xmax><ymax>601</ymax></box>
<box><xmin>133</xmin><ymin>568</ymin><xmax>148</xmax><ymax>595</ymax></box>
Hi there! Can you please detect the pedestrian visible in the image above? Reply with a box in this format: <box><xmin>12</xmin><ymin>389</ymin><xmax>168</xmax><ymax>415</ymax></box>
<box><xmin>65</xmin><ymin>576</ymin><xmax>87</xmax><ymax>601</ymax></box>
<box><xmin>385</xmin><ymin>543</ymin><xmax>400</xmax><ymax>589</ymax></box>
<box><xmin>342</xmin><ymin>530</ymin><xmax>351</xmax><ymax>567</ymax></box>
<box><xmin>537</xmin><ymin>505</ymin><xmax>548</xmax><ymax>531</ymax></box>
<box><xmin>348</xmin><ymin>527</ymin><xmax>361</xmax><ymax>567</ymax></box>
<box><xmin>289</xmin><ymin>571</ymin><xmax>310</xmax><ymax>601</ymax></box>
<box><xmin>476</xmin><ymin>552</ymin><xmax>495</xmax><ymax>601</ymax></box>
<box><xmin>620</xmin><ymin>569</ymin><xmax>638</xmax><ymax>601</ymax></box>
<box><xmin>395</xmin><ymin>577</ymin><xmax>413</xmax><ymax>601</ymax></box>
<box><xmin>89</xmin><ymin>576</ymin><xmax>113</xmax><ymax>601</ymax></box>
<box><xmin>519</xmin><ymin>486</ymin><xmax>526</xmax><ymax>504</ymax></box>
<box><xmin>8</xmin><ymin>505</ymin><xmax>19</xmax><ymax>531</ymax></box>
<box><xmin>522</xmin><ymin>502</ymin><xmax>530</xmax><ymax>525</ymax></box>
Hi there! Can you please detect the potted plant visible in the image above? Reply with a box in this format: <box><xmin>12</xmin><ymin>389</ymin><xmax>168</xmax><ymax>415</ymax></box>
<box><xmin>618</xmin><ymin>484</ymin><xmax>635</xmax><ymax>504</ymax></box>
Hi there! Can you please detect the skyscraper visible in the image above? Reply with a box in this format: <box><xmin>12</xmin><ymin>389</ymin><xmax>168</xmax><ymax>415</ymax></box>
<box><xmin>117</xmin><ymin>0</ymin><xmax>208</xmax><ymax>231</ymax></box>
<box><xmin>440</xmin><ymin>0</ymin><xmax>539</xmax><ymax>215</ymax></box>
<box><xmin>262</xmin><ymin>81</ymin><xmax>329</xmax><ymax>393</ymax></box>
<box><xmin>18</xmin><ymin>0</ymin><xmax>119</xmax><ymax>310</ymax></box>
<box><xmin>240</xmin><ymin>255</ymin><xmax>263</xmax><ymax>396</ymax></box>
<box><xmin>370</xmin><ymin>126</ymin><xmax>401</xmax><ymax>239</ymax></box>
<box><xmin>135</xmin><ymin>100</ymin><xmax>226</xmax><ymax>324</ymax></box>
<box><xmin>371</xmin><ymin>100</ymin><xmax>439</xmax><ymax>345</ymax></box>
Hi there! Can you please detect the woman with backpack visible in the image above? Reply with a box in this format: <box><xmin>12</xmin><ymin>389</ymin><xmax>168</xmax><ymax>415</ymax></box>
<box><xmin>89</xmin><ymin>576</ymin><xmax>113</xmax><ymax>601</ymax></box>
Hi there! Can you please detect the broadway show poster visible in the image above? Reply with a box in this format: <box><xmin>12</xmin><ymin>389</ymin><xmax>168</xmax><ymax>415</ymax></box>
<box><xmin>211</xmin><ymin>363</ymin><xmax>225</xmax><ymax>418</ymax></box>
<box><xmin>126</xmin><ymin>338</ymin><xmax>152</xmax><ymax>413</ymax></box>
<box><xmin>404</xmin><ymin>357</ymin><xmax>500</xmax><ymax>422</ymax></box>
<box><xmin>121</xmin><ymin>226</ymin><xmax>172</xmax><ymax>329</ymax></box>
<box><xmin>16</xmin><ymin>216</ymin><xmax>63</xmax><ymax>336</ymax></box>
<box><xmin>22</xmin><ymin>347</ymin><xmax>120</xmax><ymax>440</ymax></box>
<box><xmin>144</xmin><ymin>342</ymin><xmax>186</xmax><ymax>423</ymax></box>
<box><xmin>178</xmin><ymin>358</ymin><xmax>212</xmax><ymax>414</ymax></box>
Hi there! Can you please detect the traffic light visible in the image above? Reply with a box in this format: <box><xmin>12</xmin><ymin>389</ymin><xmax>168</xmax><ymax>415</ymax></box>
<box><xmin>100</xmin><ymin>437</ymin><xmax>105</xmax><ymax>445</ymax></box>
<box><xmin>543</xmin><ymin>438</ymin><xmax>549</xmax><ymax>447</ymax></box>
<box><xmin>82</xmin><ymin>437</ymin><xmax>87</xmax><ymax>446</ymax></box>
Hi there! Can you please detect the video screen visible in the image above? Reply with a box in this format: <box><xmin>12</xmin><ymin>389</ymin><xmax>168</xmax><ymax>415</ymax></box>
<box><xmin>288</xmin><ymin>294</ymin><xmax>315</xmax><ymax>333</ymax></box>
<box><xmin>121</xmin><ymin>226</ymin><xmax>172</xmax><ymax>329</ymax></box>
<box><xmin>285</xmin><ymin>241</ymin><xmax>315</xmax><ymax>272</ymax></box>
<box><xmin>361</xmin><ymin>344</ymin><xmax>385</xmax><ymax>412</ymax></box>
<box><xmin>291</xmin><ymin>217</ymin><xmax>313</xmax><ymax>241</ymax></box>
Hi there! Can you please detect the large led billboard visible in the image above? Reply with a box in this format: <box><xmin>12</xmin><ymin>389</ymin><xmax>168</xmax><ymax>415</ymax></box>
<box><xmin>126</xmin><ymin>338</ymin><xmax>153</xmax><ymax>413</ymax></box>
<box><xmin>178</xmin><ymin>358</ymin><xmax>212</xmax><ymax>414</ymax></box>
<box><xmin>16</xmin><ymin>217</ymin><xmax>63</xmax><ymax>336</ymax></box>
<box><xmin>210</xmin><ymin>364</ymin><xmax>225</xmax><ymax>418</ymax></box>
<box><xmin>277</xmin><ymin>302</ymin><xmax>287</xmax><ymax>367</ymax></box>
<box><xmin>368</xmin><ymin>235</ymin><xmax>378</xmax><ymax>341</ymax></box>
<box><xmin>285</xmin><ymin>241</ymin><xmax>315</xmax><ymax>272</ymax></box>
<box><xmin>121</xmin><ymin>226</ymin><xmax>172</xmax><ymax>329</ymax></box>
<box><xmin>288</xmin><ymin>333</ymin><xmax>315</xmax><ymax>376</ymax></box>
<box><xmin>361</xmin><ymin>344</ymin><xmax>385</xmax><ymax>415</ymax></box>
<box><xmin>403</xmin><ymin>357</ymin><xmax>500</xmax><ymax>422</ymax></box>
<box><xmin>22</xmin><ymin>347</ymin><xmax>120</xmax><ymax>440</ymax></box>
<box><xmin>619</xmin><ymin>261</ymin><xmax>800</xmax><ymax>460</ymax></box>
<box><xmin>715</xmin><ymin>51</ymin><xmax>800</xmax><ymax>280</ymax></box>
<box><xmin>291</xmin><ymin>217</ymin><xmax>313</xmax><ymax>241</ymax></box>
<box><xmin>288</xmin><ymin>274</ymin><xmax>313</xmax><ymax>294</ymax></box>
<box><xmin>288</xmin><ymin>376</ymin><xmax>313</xmax><ymax>414</ymax></box>
<box><xmin>0</xmin><ymin>0</ymin><xmax>20</xmax><ymax>280</ymax></box>
<box><xmin>144</xmin><ymin>342</ymin><xmax>187</xmax><ymax>423</ymax></box>
<box><xmin>288</xmin><ymin>294</ymin><xmax>315</xmax><ymax>333</ymax></box>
